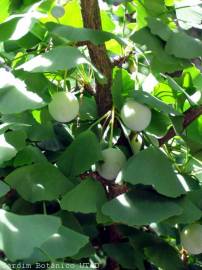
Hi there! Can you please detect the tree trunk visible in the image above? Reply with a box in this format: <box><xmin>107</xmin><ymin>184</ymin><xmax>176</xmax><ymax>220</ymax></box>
<box><xmin>80</xmin><ymin>0</ymin><xmax>112</xmax><ymax>115</ymax></box>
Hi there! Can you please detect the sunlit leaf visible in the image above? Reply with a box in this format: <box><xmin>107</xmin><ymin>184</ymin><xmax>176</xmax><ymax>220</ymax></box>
<box><xmin>102</xmin><ymin>189</ymin><xmax>182</xmax><ymax>226</ymax></box>
<box><xmin>0</xmin><ymin>134</ymin><xmax>17</xmax><ymax>165</ymax></box>
<box><xmin>0</xmin><ymin>69</ymin><xmax>44</xmax><ymax>114</ymax></box>
<box><xmin>46</xmin><ymin>22</ymin><xmax>125</xmax><ymax>45</ymax></box>
<box><xmin>0</xmin><ymin>209</ymin><xmax>61</xmax><ymax>261</ymax></box>
<box><xmin>18</xmin><ymin>46</ymin><xmax>105</xmax><ymax>81</ymax></box>
<box><xmin>123</xmin><ymin>147</ymin><xmax>186</xmax><ymax>197</ymax></box>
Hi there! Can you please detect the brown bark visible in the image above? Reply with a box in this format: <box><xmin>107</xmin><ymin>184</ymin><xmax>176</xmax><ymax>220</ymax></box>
<box><xmin>159</xmin><ymin>106</ymin><xmax>202</xmax><ymax>146</ymax></box>
<box><xmin>80</xmin><ymin>0</ymin><xmax>112</xmax><ymax>115</ymax></box>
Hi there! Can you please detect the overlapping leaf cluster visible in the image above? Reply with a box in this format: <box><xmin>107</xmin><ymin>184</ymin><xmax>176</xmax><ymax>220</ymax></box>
<box><xmin>0</xmin><ymin>0</ymin><xmax>202</xmax><ymax>269</ymax></box>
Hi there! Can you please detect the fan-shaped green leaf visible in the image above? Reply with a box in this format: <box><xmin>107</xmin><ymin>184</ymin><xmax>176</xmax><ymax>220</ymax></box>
<box><xmin>57</xmin><ymin>130</ymin><xmax>102</xmax><ymax>177</ymax></box>
<box><xmin>102</xmin><ymin>189</ymin><xmax>182</xmax><ymax>226</ymax></box>
<box><xmin>46</xmin><ymin>22</ymin><xmax>125</xmax><ymax>45</ymax></box>
<box><xmin>123</xmin><ymin>147</ymin><xmax>186</xmax><ymax>197</ymax></box>
<box><xmin>61</xmin><ymin>178</ymin><xmax>107</xmax><ymax>213</ymax></box>
<box><xmin>0</xmin><ymin>69</ymin><xmax>44</xmax><ymax>114</ymax></box>
<box><xmin>5</xmin><ymin>162</ymin><xmax>73</xmax><ymax>202</ymax></box>
<box><xmin>0</xmin><ymin>209</ymin><xmax>61</xmax><ymax>261</ymax></box>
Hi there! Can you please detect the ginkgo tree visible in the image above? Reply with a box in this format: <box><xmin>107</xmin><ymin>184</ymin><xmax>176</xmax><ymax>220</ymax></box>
<box><xmin>0</xmin><ymin>0</ymin><xmax>202</xmax><ymax>270</ymax></box>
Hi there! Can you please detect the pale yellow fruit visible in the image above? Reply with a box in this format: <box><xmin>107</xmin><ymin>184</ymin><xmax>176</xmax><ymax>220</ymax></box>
<box><xmin>97</xmin><ymin>148</ymin><xmax>126</xmax><ymax>181</ymax></box>
<box><xmin>48</xmin><ymin>92</ymin><xmax>79</xmax><ymax>123</ymax></box>
<box><xmin>51</xmin><ymin>5</ymin><xmax>65</xmax><ymax>18</ymax></box>
<box><xmin>121</xmin><ymin>100</ymin><xmax>152</xmax><ymax>131</ymax></box>
<box><xmin>180</xmin><ymin>224</ymin><xmax>202</xmax><ymax>255</ymax></box>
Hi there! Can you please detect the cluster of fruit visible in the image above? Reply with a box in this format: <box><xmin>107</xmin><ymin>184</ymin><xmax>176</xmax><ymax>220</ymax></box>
<box><xmin>48</xmin><ymin>92</ymin><xmax>202</xmax><ymax>254</ymax></box>
<box><xmin>48</xmin><ymin>91</ymin><xmax>151</xmax><ymax>181</ymax></box>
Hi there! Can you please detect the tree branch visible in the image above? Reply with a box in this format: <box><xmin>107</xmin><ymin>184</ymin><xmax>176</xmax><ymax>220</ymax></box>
<box><xmin>159</xmin><ymin>106</ymin><xmax>202</xmax><ymax>146</ymax></box>
<box><xmin>80</xmin><ymin>0</ymin><xmax>112</xmax><ymax>115</ymax></box>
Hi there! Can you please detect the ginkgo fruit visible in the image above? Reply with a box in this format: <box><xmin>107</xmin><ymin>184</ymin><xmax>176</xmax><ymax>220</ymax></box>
<box><xmin>121</xmin><ymin>100</ymin><xmax>152</xmax><ymax>131</ymax></box>
<box><xmin>51</xmin><ymin>5</ymin><xmax>65</xmax><ymax>18</ymax></box>
<box><xmin>48</xmin><ymin>92</ymin><xmax>79</xmax><ymax>122</ymax></box>
<box><xmin>97</xmin><ymin>148</ymin><xmax>126</xmax><ymax>181</ymax></box>
<box><xmin>180</xmin><ymin>223</ymin><xmax>202</xmax><ymax>255</ymax></box>
<box><xmin>130</xmin><ymin>134</ymin><xmax>142</xmax><ymax>153</ymax></box>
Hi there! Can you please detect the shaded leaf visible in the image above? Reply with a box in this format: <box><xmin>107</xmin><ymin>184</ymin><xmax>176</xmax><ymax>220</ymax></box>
<box><xmin>165</xmin><ymin>31</ymin><xmax>202</xmax><ymax>59</ymax></box>
<box><xmin>186</xmin><ymin>116</ymin><xmax>202</xmax><ymax>145</ymax></box>
<box><xmin>147</xmin><ymin>110</ymin><xmax>171</xmax><ymax>137</ymax></box>
<box><xmin>28</xmin><ymin>225</ymin><xmax>89</xmax><ymax>261</ymax></box>
<box><xmin>41</xmin><ymin>225</ymin><xmax>89</xmax><ymax>259</ymax></box>
<box><xmin>166</xmin><ymin>197</ymin><xmax>202</xmax><ymax>224</ymax></box>
<box><xmin>123</xmin><ymin>147</ymin><xmax>186</xmax><ymax>197</ymax></box>
<box><xmin>13</xmin><ymin>145</ymin><xmax>47</xmax><ymax>167</ymax></box>
<box><xmin>102</xmin><ymin>189</ymin><xmax>182</xmax><ymax>226</ymax></box>
<box><xmin>167</xmin><ymin>76</ymin><xmax>197</xmax><ymax>106</ymax></box>
<box><xmin>79</xmin><ymin>97</ymin><xmax>98</xmax><ymax>121</ymax></box>
<box><xmin>130</xmin><ymin>27</ymin><xmax>188</xmax><ymax>72</ymax></box>
<box><xmin>103</xmin><ymin>243</ymin><xmax>137</xmax><ymax>269</ymax></box>
<box><xmin>112</xmin><ymin>68</ymin><xmax>134</xmax><ymax>110</ymax></box>
<box><xmin>57</xmin><ymin>130</ymin><xmax>102</xmax><ymax>177</ymax></box>
<box><xmin>5</xmin><ymin>130</ymin><xmax>27</xmax><ymax>151</ymax></box>
<box><xmin>0</xmin><ymin>181</ymin><xmax>10</xmax><ymax>198</ymax></box>
<box><xmin>61</xmin><ymin>178</ymin><xmax>107</xmax><ymax>214</ymax></box>
<box><xmin>147</xmin><ymin>17</ymin><xmax>172</xmax><ymax>41</ymax></box>
<box><xmin>145</xmin><ymin>241</ymin><xmax>185</xmax><ymax>270</ymax></box>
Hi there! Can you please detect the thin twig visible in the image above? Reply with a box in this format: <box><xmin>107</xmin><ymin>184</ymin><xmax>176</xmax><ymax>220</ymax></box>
<box><xmin>159</xmin><ymin>106</ymin><xmax>202</xmax><ymax>146</ymax></box>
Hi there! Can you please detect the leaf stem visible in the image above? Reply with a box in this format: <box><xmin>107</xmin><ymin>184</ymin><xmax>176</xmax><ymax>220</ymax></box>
<box><xmin>109</xmin><ymin>106</ymin><xmax>115</xmax><ymax>148</ymax></box>
<box><xmin>88</xmin><ymin>111</ymin><xmax>111</xmax><ymax>130</ymax></box>
<box><xmin>43</xmin><ymin>202</ymin><xmax>47</xmax><ymax>215</ymax></box>
<box><xmin>63</xmin><ymin>69</ymin><xmax>68</xmax><ymax>92</ymax></box>
<box><xmin>38</xmin><ymin>247</ymin><xmax>54</xmax><ymax>263</ymax></box>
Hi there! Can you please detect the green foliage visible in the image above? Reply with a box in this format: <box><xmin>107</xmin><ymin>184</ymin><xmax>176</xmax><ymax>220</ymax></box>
<box><xmin>102</xmin><ymin>189</ymin><xmax>182</xmax><ymax>226</ymax></box>
<box><xmin>0</xmin><ymin>181</ymin><xmax>10</xmax><ymax>198</ymax></box>
<box><xmin>61</xmin><ymin>178</ymin><xmax>107</xmax><ymax>213</ymax></box>
<box><xmin>57</xmin><ymin>130</ymin><xmax>102</xmax><ymax>176</ymax></box>
<box><xmin>111</xmin><ymin>68</ymin><xmax>134</xmax><ymax>110</ymax></box>
<box><xmin>0</xmin><ymin>69</ymin><xmax>44</xmax><ymax>114</ymax></box>
<box><xmin>46</xmin><ymin>22</ymin><xmax>125</xmax><ymax>45</ymax></box>
<box><xmin>0</xmin><ymin>0</ymin><xmax>202</xmax><ymax>269</ymax></box>
<box><xmin>0</xmin><ymin>209</ymin><xmax>61</xmax><ymax>261</ymax></box>
<box><xmin>27</xmin><ymin>225</ymin><xmax>89</xmax><ymax>262</ymax></box>
<box><xmin>123</xmin><ymin>147</ymin><xmax>186</xmax><ymax>197</ymax></box>
<box><xmin>5</xmin><ymin>162</ymin><xmax>73</xmax><ymax>202</ymax></box>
